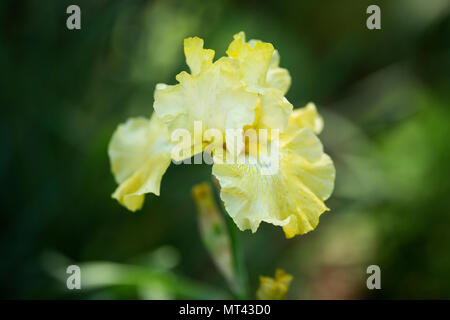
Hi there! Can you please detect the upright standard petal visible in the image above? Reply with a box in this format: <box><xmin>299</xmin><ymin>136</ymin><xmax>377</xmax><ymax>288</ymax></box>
<box><xmin>253</xmin><ymin>88</ymin><xmax>293</xmax><ymax>134</ymax></box>
<box><xmin>228</xmin><ymin>33</ymin><xmax>291</xmax><ymax>95</ymax></box>
<box><xmin>184</xmin><ymin>37</ymin><xmax>214</xmax><ymax>76</ymax></box>
<box><xmin>212</xmin><ymin>126</ymin><xmax>335</xmax><ymax>238</ymax></box>
<box><xmin>266</xmin><ymin>49</ymin><xmax>291</xmax><ymax>95</ymax></box>
<box><xmin>226</xmin><ymin>32</ymin><xmax>274</xmax><ymax>92</ymax></box>
<box><xmin>227</xmin><ymin>32</ymin><xmax>293</xmax><ymax>135</ymax></box>
<box><xmin>108</xmin><ymin>114</ymin><xmax>172</xmax><ymax>211</ymax></box>
<box><xmin>154</xmin><ymin>40</ymin><xmax>258</xmax><ymax>159</ymax></box>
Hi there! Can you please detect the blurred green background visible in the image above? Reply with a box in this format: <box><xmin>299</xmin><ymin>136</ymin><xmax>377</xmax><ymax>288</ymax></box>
<box><xmin>1</xmin><ymin>0</ymin><xmax>449</xmax><ymax>299</ymax></box>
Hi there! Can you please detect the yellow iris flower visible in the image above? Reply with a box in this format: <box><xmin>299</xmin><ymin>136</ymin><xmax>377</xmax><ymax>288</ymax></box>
<box><xmin>108</xmin><ymin>32</ymin><xmax>335</xmax><ymax>238</ymax></box>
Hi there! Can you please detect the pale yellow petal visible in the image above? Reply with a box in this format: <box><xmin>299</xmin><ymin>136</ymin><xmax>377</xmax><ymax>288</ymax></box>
<box><xmin>266</xmin><ymin>67</ymin><xmax>291</xmax><ymax>95</ymax></box>
<box><xmin>232</xmin><ymin>35</ymin><xmax>290</xmax><ymax>94</ymax></box>
<box><xmin>288</xmin><ymin>102</ymin><xmax>324</xmax><ymax>134</ymax></box>
<box><xmin>154</xmin><ymin>54</ymin><xmax>258</xmax><ymax>159</ymax></box>
<box><xmin>226</xmin><ymin>32</ymin><xmax>274</xmax><ymax>91</ymax></box>
<box><xmin>111</xmin><ymin>172</ymin><xmax>145</xmax><ymax>212</ymax></box>
<box><xmin>212</xmin><ymin>127</ymin><xmax>335</xmax><ymax>238</ymax></box>
<box><xmin>184</xmin><ymin>37</ymin><xmax>215</xmax><ymax>76</ymax></box>
<box><xmin>265</xmin><ymin>50</ymin><xmax>291</xmax><ymax>95</ymax></box>
<box><xmin>109</xmin><ymin>117</ymin><xmax>151</xmax><ymax>184</ymax></box>
<box><xmin>108</xmin><ymin>114</ymin><xmax>172</xmax><ymax>211</ymax></box>
<box><xmin>255</xmin><ymin>88</ymin><xmax>293</xmax><ymax>133</ymax></box>
<box><xmin>226</xmin><ymin>33</ymin><xmax>292</xmax><ymax>134</ymax></box>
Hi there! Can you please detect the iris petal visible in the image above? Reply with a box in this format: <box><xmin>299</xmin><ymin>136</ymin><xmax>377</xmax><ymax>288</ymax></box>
<box><xmin>108</xmin><ymin>114</ymin><xmax>172</xmax><ymax>211</ymax></box>
<box><xmin>288</xmin><ymin>102</ymin><xmax>324</xmax><ymax>135</ymax></box>
<box><xmin>154</xmin><ymin>38</ymin><xmax>258</xmax><ymax>159</ymax></box>
<box><xmin>213</xmin><ymin>126</ymin><xmax>335</xmax><ymax>238</ymax></box>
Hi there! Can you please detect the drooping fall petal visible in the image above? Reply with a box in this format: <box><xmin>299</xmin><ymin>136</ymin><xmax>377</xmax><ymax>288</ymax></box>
<box><xmin>108</xmin><ymin>114</ymin><xmax>172</xmax><ymax>211</ymax></box>
<box><xmin>212</xmin><ymin>125</ymin><xmax>335</xmax><ymax>238</ymax></box>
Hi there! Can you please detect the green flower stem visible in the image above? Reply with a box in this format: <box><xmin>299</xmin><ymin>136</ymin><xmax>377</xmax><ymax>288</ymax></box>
<box><xmin>212</xmin><ymin>176</ymin><xmax>249</xmax><ymax>300</ymax></box>
<box><xmin>224</xmin><ymin>213</ymin><xmax>249</xmax><ymax>299</ymax></box>
<box><xmin>192</xmin><ymin>182</ymin><xmax>239</xmax><ymax>295</ymax></box>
